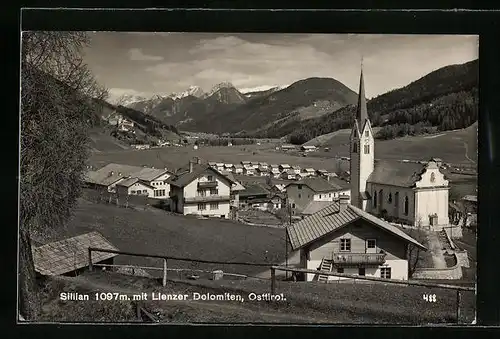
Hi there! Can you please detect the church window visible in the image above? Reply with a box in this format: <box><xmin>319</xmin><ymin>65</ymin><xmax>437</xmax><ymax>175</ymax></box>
<box><xmin>430</xmin><ymin>172</ymin><xmax>436</xmax><ymax>183</ymax></box>
<box><xmin>364</xmin><ymin>145</ymin><xmax>370</xmax><ymax>154</ymax></box>
<box><xmin>388</xmin><ymin>193</ymin><xmax>392</xmax><ymax>204</ymax></box>
<box><xmin>373</xmin><ymin>191</ymin><xmax>377</xmax><ymax>208</ymax></box>
<box><xmin>404</xmin><ymin>196</ymin><xmax>409</xmax><ymax>215</ymax></box>
<box><xmin>395</xmin><ymin>192</ymin><xmax>400</xmax><ymax>210</ymax></box>
<box><xmin>353</xmin><ymin>143</ymin><xmax>358</xmax><ymax>153</ymax></box>
<box><xmin>365</xmin><ymin>131</ymin><xmax>369</xmax><ymax>137</ymax></box>
<box><xmin>378</xmin><ymin>190</ymin><xmax>383</xmax><ymax>207</ymax></box>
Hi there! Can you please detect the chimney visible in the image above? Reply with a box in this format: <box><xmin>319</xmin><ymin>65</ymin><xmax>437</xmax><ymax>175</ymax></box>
<box><xmin>339</xmin><ymin>194</ymin><xmax>349</xmax><ymax>212</ymax></box>
<box><xmin>189</xmin><ymin>161</ymin><xmax>194</xmax><ymax>173</ymax></box>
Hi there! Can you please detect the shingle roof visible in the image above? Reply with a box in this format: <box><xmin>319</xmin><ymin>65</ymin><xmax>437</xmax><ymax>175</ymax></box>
<box><xmin>239</xmin><ymin>183</ymin><xmax>270</xmax><ymax>198</ymax></box>
<box><xmin>325</xmin><ymin>177</ymin><xmax>351</xmax><ymax>190</ymax></box>
<box><xmin>286</xmin><ymin>177</ymin><xmax>348</xmax><ymax>193</ymax></box>
<box><xmin>116</xmin><ymin>178</ymin><xmax>154</xmax><ymax>188</ymax></box>
<box><xmin>32</xmin><ymin>231</ymin><xmax>118</xmax><ymax>276</ymax></box>
<box><xmin>302</xmin><ymin>201</ymin><xmax>335</xmax><ymax>215</ymax></box>
<box><xmin>287</xmin><ymin>202</ymin><xmax>427</xmax><ymax>251</ymax></box>
<box><xmin>167</xmin><ymin>164</ymin><xmax>234</xmax><ymax>188</ymax></box>
<box><xmin>85</xmin><ymin>163</ymin><xmax>171</xmax><ymax>186</ymax></box>
<box><xmin>367</xmin><ymin>161</ymin><xmax>426</xmax><ymax>187</ymax></box>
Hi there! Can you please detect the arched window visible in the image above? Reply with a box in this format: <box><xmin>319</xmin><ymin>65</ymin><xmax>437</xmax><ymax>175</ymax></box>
<box><xmin>388</xmin><ymin>193</ymin><xmax>392</xmax><ymax>204</ymax></box>
<box><xmin>378</xmin><ymin>190</ymin><xmax>383</xmax><ymax>208</ymax></box>
<box><xmin>404</xmin><ymin>196</ymin><xmax>409</xmax><ymax>216</ymax></box>
<box><xmin>352</xmin><ymin>142</ymin><xmax>358</xmax><ymax>153</ymax></box>
<box><xmin>373</xmin><ymin>191</ymin><xmax>377</xmax><ymax>208</ymax></box>
<box><xmin>395</xmin><ymin>192</ymin><xmax>400</xmax><ymax>210</ymax></box>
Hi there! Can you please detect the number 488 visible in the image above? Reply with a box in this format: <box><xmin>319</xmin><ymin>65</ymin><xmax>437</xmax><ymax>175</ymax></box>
<box><xmin>423</xmin><ymin>294</ymin><xmax>437</xmax><ymax>302</ymax></box>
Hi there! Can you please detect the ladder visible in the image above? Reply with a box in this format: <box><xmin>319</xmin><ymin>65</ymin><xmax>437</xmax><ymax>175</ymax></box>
<box><xmin>318</xmin><ymin>258</ymin><xmax>333</xmax><ymax>283</ymax></box>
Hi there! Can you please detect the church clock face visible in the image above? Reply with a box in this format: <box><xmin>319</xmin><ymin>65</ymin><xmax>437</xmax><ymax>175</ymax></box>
<box><xmin>364</xmin><ymin>139</ymin><xmax>370</xmax><ymax>144</ymax></box>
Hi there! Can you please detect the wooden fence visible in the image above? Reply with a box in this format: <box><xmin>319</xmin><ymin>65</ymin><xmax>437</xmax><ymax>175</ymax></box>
<box><xmin>270</xmin><ymin>265</ymin><xmax>475</xmax><ymax>324</ymax></box>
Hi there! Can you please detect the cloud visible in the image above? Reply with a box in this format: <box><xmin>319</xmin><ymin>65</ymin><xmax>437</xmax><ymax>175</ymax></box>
<box><xmin>128</xmin><ymin>48</ymin><xmax>164</xmax><ymax>61</ymax></box>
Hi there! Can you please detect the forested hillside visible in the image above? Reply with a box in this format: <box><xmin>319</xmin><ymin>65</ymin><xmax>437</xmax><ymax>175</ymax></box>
<box><xmin>283</xmin><ymin>59</ymin><xmax>478</xmax><ymax>144</ymax></box>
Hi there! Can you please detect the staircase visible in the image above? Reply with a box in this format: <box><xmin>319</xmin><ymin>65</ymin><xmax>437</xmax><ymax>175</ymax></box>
<box><xmin>318</xmin><ymin>258</ymin><xmax>333</xmax><ymax>283</ymax></box>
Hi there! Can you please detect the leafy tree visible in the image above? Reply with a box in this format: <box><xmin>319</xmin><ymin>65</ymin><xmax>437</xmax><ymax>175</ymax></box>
<box><xmin>20</xmin><ymin>31</ymin><xmax>107</xmax><ymax>320</ymax></box>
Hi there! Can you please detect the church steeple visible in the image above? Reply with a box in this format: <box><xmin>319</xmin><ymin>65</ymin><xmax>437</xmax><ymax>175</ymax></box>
<box><xmin>356</xmin><ymin>59</ymin><xmax>369</xmax><ymax>124</ymax></box>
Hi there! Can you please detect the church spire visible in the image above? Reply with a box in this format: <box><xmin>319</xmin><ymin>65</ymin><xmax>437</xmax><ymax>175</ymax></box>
<box><xmin>356</xmin><ymin>58</ymin><xmax>368</xmax><ymax>123</ymax></box>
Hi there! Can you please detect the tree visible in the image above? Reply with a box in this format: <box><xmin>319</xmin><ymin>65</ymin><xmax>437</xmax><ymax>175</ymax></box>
<box><xmin>20</xmin><ymin>31</ymin><xmax>107</xmax><ymax>320</ymax></box>
<box><xmin>406</xmin><ymin>218</ymin><xmax>428</xmax><ymax>278</ymax></box>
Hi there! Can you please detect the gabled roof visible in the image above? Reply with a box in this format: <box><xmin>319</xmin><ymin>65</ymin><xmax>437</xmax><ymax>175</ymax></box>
<box><xmin>287</xmin><ymin>202</ymin><xmax>427</xmax><ymax>251</ymax></box>
<box><xmin>167</xmin><ymin>164</ymin><xmax>234</xmax><ymax>188</ymax></box>
<box><xmin>301</xmin><ymin>201</ymin><xmax>335</xmax><ymax>216</ymax></box>
<box><xmin>220</xmin><ymin>171</ymin><xmax>246</xmax><ymax>191</ymax></box>
<box><xmin>367</xmin><ymin>161</ymin><xmax>427</xmax><ymax>187</ymax></box>
<box><xmin>280</xmin><ymin>164</ymin><xmax>291</xmax><ymax>168</ymax></box>
<box><xmin>84</xmin><ymin>163</ymin><xmax>171</xmax><ymax>186</ymax></box>
<box><xmin>115</xmin><ymin>177</ymin><xmax>154</xmax><ymax>189</ymax></box>
<box><xmin>239</xmin><ymin>183</ymin><xmax>270</xmax><ymax>198</ymax></box>
<box><xmin>286</xmin><ymin>177</ymin><xmax>349</xmax><ymax>193</ymax></box>
<box><xmin>301</xmin><ymin>145</ymin><xmax>317</xmax><ymax>149</ymax></box>
<box><xmin>32</xmin><ymin>231</ymin><xmax>118</xmax><ymax>276</ymax></box>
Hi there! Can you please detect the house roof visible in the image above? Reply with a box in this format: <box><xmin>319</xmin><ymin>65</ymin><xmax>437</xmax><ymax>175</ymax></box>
<box><xmin>287</xmin><ymin>202</ymin><xmax>427</xmax><ymax>251</ymax></box>
<box><xmin>292</xmin><ymin>166</ymin><xmax>301</xmax><ymax>170</ymax></box>
<box><xmin>301</xmin><ymin>145</ymin><xmax>317</xmax><ymax>149</ymax></box>
<box><xmin>233</xmin><ymin>164</ymin><xmax>243</xmax><ymax>168</ymax></box>
<box><xmin>115</xmin><ymin>177</ymin><xmax>154</xmax><ymax>189</ymax></box>
<box><xmin>325</xmin><ymin>177</ymin><xmax>351</xmax><ymax>190</ymax></box>
<box><xmin>239</xmin><ymin>183</ymin><xmax>270</xmax><ymax>198</ymax></box>
<box><xmin>280</xmin><ymin>164</ymin><xmax>291</xmax><ymax>168</ymax></box>
<box><xmin>301</xmin><ymin>201</ymin><xmax>335</xmax><ymax>215</ymax></box>
<box><xmin>367</xmin><ymin>161</ymin><xmax>427</xmax><ymax>187</ymax></box>
<box><xmin>286</xmin><ymin>177</ymin><xmax>348</xmax><ymax>193</ymax></box>
<box><xmin>304</xmin><ymin>168</ymin><xmax>315</xmax><ymax>172</ymax></box>
<box><xmin>220</xmin><ymin>171</ymin><xmax>246</xmax><ymax>191</ymax></box>
<box><xmin>462</xmin><ymin>195</ymin><xmax>477</xmax><ymax>203</ymax></box>
<box><xmin>32</xmin><ymin>231</ymin><xmax>118</xmax><ymax>276</ymax></box>
<box><xmin>167</xmin><ymin>164</ymin><xmax>234</xmax><ymax>188</ymax></box>
<box><xmin>85</xmin><ymin>163</ymin><xmax>171</xmax><ymax>186</ymax></box>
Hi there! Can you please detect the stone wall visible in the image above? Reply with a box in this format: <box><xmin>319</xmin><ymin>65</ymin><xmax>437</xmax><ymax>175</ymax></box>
<box><xmin>412</xmin><ymin>253</ymin><xmax>463</xmax><ymax>280</ymax></box>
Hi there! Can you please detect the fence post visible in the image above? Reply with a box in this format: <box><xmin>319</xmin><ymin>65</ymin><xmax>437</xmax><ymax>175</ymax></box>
<box><xmin>88</xmin><ymin>248</ymin><xmax>93</xmax><ymax>271</ymax></box>
<box><xmin>163</xmin><ymin>259</ymin><xmax>167</xmax><ymax>287</ymax></box>
<box><xmin>270</xmin><ymin>267</ymin><xmax>276</xmax><ymax>294</ymax></box>
<box><xmin>456</xmin><ymin>290</ymin><xmax>461</xmax><ymax>323</ymax></box>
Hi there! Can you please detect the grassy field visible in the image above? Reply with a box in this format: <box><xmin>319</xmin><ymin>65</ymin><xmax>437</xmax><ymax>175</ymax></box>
<box><xmin>61</xmin><ymin>198</ymin><xmax>287</xmax><ymax>277</ymax></box>
<box><xmin>39</xmin><ymin>270</ymin><xmax>475</xmax><ymax>324</ymax></box>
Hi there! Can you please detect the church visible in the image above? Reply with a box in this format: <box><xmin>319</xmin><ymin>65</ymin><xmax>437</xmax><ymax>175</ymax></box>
<box><xmin>349</xmin><ymin>66</ymin><xmax>450</xmax><ymax>230</ymax></box>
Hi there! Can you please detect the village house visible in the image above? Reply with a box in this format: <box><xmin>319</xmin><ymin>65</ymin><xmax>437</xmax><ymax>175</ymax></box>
<box><xmin>231</xmin><ymin>164</ymin><xmax>244</xmax><ymax>174</ymax></box>
<box><xmin>316</xmin><ymin>169</ymin><xmax>328</xmax><ymax>177</ymax></box>
<box><xmin>247</xmin><ymin>194</ymin><xmax>284</xmax><ymax>212</ymax></box>
<box><xmin>167</xmin><ymin>159</ymin><xmax>234</xmax><ymax>218</ymax></box>
<box><xmin>256</xmin><ymin>166</ymin><xmax>270</xmax><ymax>177</ymax></box>
<box><xmin>115</xmin><ymin>178</ymin><xmax>154</xmax><ymax>197</ymax></box>
<box><xmin>224</xmin><ymin>163</ymin><xmax>233</xmax><ymax>171</ymax></box>
<box><xmin>215</xmin><ymin>162</ymin><xmax>225</xmax><ymax>172</ymax></box>
<box><xmin>279</xmin><ymin>164</ymin><xmax>291</xmax><ymax>172</ymax></box>
<box><xmin>243</xmin><ymin>165</ymin><xmax>256</xmax><ymax>176</ymax></box>
<box><xmin>131</xmin><ymin>144</ymin><xmax>150</xmax><ymax>150</ymax></box>
<box><xmin>241</xmin><ymin>161</ymin><xmax>251</xmax><ymax>167</ymax></box>
<box><xmin>347</xmin><ymin>67</ymin><xmax>450</xmax><ymax>229</ymax></box>
<box><xmin>118</xmin><ymin>118</ymin><xmax>134</xmax><ymax>132</ymax></box>
<box><xmin>285</xmin><ymin>177</ymin><xmax>351</xmax><ymax>213</ymax></box>
<box><xmin>84</xmin><ymin>163</ymin><xmax>173</xmax><ymax>199</ymax></box>
<box><xmin>291</xmin><ymin>165</ymin><xmax>301</xmax><ymax>175</ymax></box>
<box><xmin>32</xmin><ymin>231</ymin><xmax>119</xmax><ymax>278</ymax></box>
<box><xmin>208</xmin><ymin>162</ymin><xmax>217</xmax><ymax>168</ymax></box>
<box><xmin>301</xmin><ymin>168</ymin><xmax>316</xmax><ymax>177</ymax></box>
<box><xmin>238</xmin><ymin>183</ymin><xmax>271</xmax><ymax>209</ymax></box>
<box><xmin>258</xmin><ymin>162</ymin><xmax>269</xmax><ymax>170</ymax></box>
<box><xmin>301</xmin><ymin>145</ymin><xmax>317</xmax><ymax>153</ymax></box>
<box><xmin>281</xmin><ymin>145</ymin><xmax>296</xmax><ymax>152</ymax></box>
<box><xmin>250</xmin><ymin>161</ymin><xmax>260</xmax><ymax>169</ymax></box>
<box><xmin>270</xmin><ymin>165</ymin><xmax>281</xmax><ymax>178</ymax></box>
<box><xmin>286</xmin><ymin>196</ymin><xmax>427</xmax><ymax>282</ymax></box>
<box><xmin>220</xmin><ymin>171</ymin><xmax>246</xmax><ymax>212</ymax></box>
<box><xmin>281</xmin><ymin>169</ymin><xmax>297</xmax><ymax>180</ymax></box>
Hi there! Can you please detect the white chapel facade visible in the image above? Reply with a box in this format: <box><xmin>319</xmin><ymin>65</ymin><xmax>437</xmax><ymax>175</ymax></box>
<box><xmin>349</xmin><ymin>66</ymin><xmax>450</xmax><ymax>229</ymax></box>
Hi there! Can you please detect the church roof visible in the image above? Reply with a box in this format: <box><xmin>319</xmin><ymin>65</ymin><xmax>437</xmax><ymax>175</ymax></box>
<box><xmin>287</xmin><ymin>201</ymin><xmax>427</xmax><ymax>251</ymax></box>
<box><xmin>367</xmin><ymin>161</ymin><xmax>426</xmax><ymax>187</ymax></box>
<box><xmin>355</xmin><ymin>65</ymin><xmax>369</xmax><ymax>125</ymax></box>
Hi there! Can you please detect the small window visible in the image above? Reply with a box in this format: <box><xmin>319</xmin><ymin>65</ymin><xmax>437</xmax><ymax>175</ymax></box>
<box><xmin>198</xmin><ymin>203</ymin><xmax>206</xmax><ymax>210</ymax></box>
<box><xmin>292</xmin><ymin>203</ymin><xmax>296</xmax><ymax>208</ymax></box>
<box><xmin>298</xmin><ymin>184</ymin><xmax>302</xmax><ymax>189</ymax></box>
<box><xmin>197</xmin><ymin>189</ymin><xmax>206</xmax><ymax>197</ymax></box>
<box><xmin>381</xmin><ymin>267</ymin><xmax>391</xmax><ymax>279</ymax></box>
<box><xmin>373</xmin><ymin>191</ymin><xmax>377</xmax><ymax>208</ymax></box>
<box><xmin>340</xmin><ymin>238</ymin><xmax>351</xmax><ymax>252</ymax></box>
<box><xmin>319</xmin><ymin>194</ymin><xmax>322</xmax><ymax>199</ymax></box>
<box><xmin>143</xmin><ymin>190</ymin><xmax>147</xmax><ymax>194</ymax></box>
<box><xmin>210</xmin><ymin>188</ymin><xmax>219</xmax><ymax>195</ymax></box>
<box><xmin>404</xmin><ymin>196</ymin><xmax>409</xmax><ymax>215</ymax></box>
<box><xmin>358</xmin><ymin>268</ymin><xmax>366</xmax><ymax>276</ymax></box>
<box><xmin>210</xmin><ymin>202</ymin><xmax>219</xmax><ymax>210</ymax></box>
<box><xmin>388</xmin><ymin>193</ymin><xmax>392</xmax><ymax>204</ymax></box>
<box><xmin>207</xmin><ymin>175</ymin><xmax>214</xmax><ymax>181</ymax></box>
<box><xmin>367</xmin><ymin>239</ymin><xmax>376</xmax><ymax>249</ymax></box>
<box><xmin>337</xmin><ymin>268</ymin><xmax>344</xmax><ymax>273</ymax></box>
<box><xmin>131</xmin><ymin>190</ymin><xmax>136</xmax><ymax>194</ymax></box>
<box><xmin>364</xmin><ymin>144</ymin><xmax>370</xmax><ymax>154</ymax></box>
<box><xmin>365</xmin><ymin>130</ymin><xmax>369</xmax><ymax>137</ymax></box>
<box><xmin>298</xmin><ymin>193</ymin><xmax>301</xmax><ymax>198</ymax></box>
<box><xmin>352</xmin><ymin>143</ymin><xmax>358</xmax><ymax>153</ymax></box>
<box><xmin>430</xmin><ymin>172</ymin><xmax>436</xmax><ymax>183</ymax></box>
<box><xmin>329</xmin><ymin>193</ymin><xmax>331</xmax><ymax>198</ymax></box>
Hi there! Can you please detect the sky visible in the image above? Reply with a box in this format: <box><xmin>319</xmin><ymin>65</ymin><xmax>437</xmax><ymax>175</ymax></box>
<box><xmin>83</xmin><ymin>33</ymin><xmax>479</xmax><ymax>103</ymax></box>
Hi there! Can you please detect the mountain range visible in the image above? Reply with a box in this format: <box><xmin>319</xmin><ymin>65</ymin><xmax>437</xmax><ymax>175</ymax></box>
<box><xmin>122</xmin><ymin>59</ymin><xmax>478</xmax><ymax>142</ymax></box>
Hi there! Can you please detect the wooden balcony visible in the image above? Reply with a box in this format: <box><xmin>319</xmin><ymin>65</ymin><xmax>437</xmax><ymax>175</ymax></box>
<box><xmin>332</xmin><ymin>252</ymin><xmax>386</xmax><ymax>266</ymax></box>
<box><xmin>198</xmin><ymin>181</ymin><xmax>218</xmax><ymax>188</ymax></box>
<box><xmin>184</xmin><ymin>195</ymin><xmax>230</xmax><ymax>203</ymax></box>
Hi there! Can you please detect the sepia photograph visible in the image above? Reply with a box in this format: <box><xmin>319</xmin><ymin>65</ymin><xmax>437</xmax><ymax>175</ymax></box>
<box><xmin>19</xmin><ymin>32</ymin><xmax>478</xmax><ymax>324</ymax></box>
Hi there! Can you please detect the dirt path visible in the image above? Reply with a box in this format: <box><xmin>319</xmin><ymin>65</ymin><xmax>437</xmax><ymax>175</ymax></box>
<box><xmin>54</xmin><ymin>274</ymin><xmax>327</xmax><ymax>323</ymax></box>
<box><xmin>463</xmin><ymin>142</ymin><xmax>476</xmax><ymax>164</ymax></box>
<box><xmin>426</xmin><ymin>232</ymin><xmax>447</xmax><ymax>269</ymax></box>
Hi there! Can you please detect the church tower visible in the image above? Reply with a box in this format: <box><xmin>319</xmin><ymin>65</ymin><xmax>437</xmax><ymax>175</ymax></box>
<box><xmin>349</xmin><ymin>62</ymin><xmax>375</xmax><ymax>210</ymax></box>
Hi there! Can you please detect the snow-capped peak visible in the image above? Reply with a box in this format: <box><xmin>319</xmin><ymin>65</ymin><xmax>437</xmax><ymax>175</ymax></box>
<box><xmin>203</xmin><ymin>82</ymin><xmax>236</xmax><ymax>98</ymax></box>
<box><xmin>168</xmin><ymin>86</ymin><xmax>205</xmax><ymax>100</ymax></box>
<box><xmin>112</xmin><ymin>94</ymin><xmax>148</xmax><ymax>106</ymax></box>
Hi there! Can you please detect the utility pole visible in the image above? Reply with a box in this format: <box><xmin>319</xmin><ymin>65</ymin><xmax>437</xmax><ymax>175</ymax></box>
<box><xmin>285</xmin><ymin>203</ymin><xmax>292</xmax><ymax>279</ymax></box>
